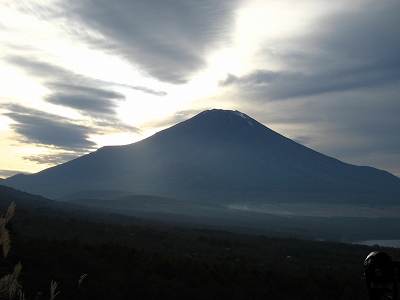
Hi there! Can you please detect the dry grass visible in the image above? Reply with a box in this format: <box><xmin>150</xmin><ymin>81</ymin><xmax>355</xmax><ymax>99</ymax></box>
<box><xmin>0</xmin><ymin>202</ymin><xmax>15</xmax><ymax>258</ymax></box>
<box><xmin>0</xmin><ymin>202</ymin><xmax>60</xmax><ymax>300</ymax></box>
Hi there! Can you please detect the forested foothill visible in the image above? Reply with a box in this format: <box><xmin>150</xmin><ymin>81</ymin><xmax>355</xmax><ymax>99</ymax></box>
<box><xmin>0</xmin><ymin>185</ymin><xmax>393</xmax><ymax>299</ymax></box>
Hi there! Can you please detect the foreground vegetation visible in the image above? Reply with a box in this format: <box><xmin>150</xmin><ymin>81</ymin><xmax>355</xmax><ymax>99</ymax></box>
<box><xmin>0</xmin><ymin>185</ymin><xmax>392</xmax><ymax>299</ymax></box>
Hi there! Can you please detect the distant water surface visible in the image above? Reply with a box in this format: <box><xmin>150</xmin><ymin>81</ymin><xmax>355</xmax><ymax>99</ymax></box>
<box><xmin>228</xmin><ymin>203</ymin><xmax>400</xmax><ymax>218</ymax></box>
<box><xmin>359</xmin><ymin>240</ymin><xmax>400</xmax><ymax>248</ymax></box>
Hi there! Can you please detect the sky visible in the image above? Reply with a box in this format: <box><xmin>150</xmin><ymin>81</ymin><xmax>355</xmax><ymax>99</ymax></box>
<box><xmin>0</xmin><ymin>0</ymin><xmax>399</xmax><ymax>179</ymax></box>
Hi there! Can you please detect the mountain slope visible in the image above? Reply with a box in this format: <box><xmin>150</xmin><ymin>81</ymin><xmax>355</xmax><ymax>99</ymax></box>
<box><xmin>4</xmin><ymin>109</ymin><xmax>400</xmax><ymax>203</ymax></box>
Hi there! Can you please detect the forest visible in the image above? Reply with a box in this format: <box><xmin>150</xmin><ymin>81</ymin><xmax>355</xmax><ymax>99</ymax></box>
<box><xmin>0</xmin><ymin>185</ymin><xmax>392</xmax><ymax>299</ymax></box>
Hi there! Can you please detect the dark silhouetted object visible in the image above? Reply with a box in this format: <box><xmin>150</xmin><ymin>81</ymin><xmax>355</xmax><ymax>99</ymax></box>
<box><xmin>364</xmin><ymin>251</ymin><xmax>400</xmax><ymax>300</ymax></box>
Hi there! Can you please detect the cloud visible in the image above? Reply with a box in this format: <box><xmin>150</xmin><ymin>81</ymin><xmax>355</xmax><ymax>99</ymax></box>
<box><xmin>49</xmin><ymin>0</ymin><xmax>238</xmax><ymax>84</ymax></box>
<box><xmin>45</xmin><ymin>85</ymin><xmax>125</xmax><ymax>116</ymax></box>
<box><xmin>291</xmin><ymin>135</ymin><xmax>314</xmax><ymax>146</ymax></box>
<box><xmin>5</xmin><ymin>54</ymin><xmax>142</xmax><ymax>136</ymax></box>
<box><xmin>141</xmin><ymin>109</ymin><xmax>203</xmax><ymax>129</ymax></box>
<box><xmin>220</xmin><ymin>64</ymin><xmax>399</xmax><ymax>100</ymax></box>
<box><xmin>113</xmin><ymin>83</ymin><xmax>168</xmax><ymax>97</ymax></box>
<box><xmin>307</xmin><ymin>1</ymin><xmax>400</xmax><ymax>68</ymax></box>
<box><xmin>0</xmin><ymin>169</ymin><xmax>31</xmax><ymax>178</ymax></box>
<box><xmin>219</xmin><ymin>70</ymin><xmax>279</xmax><ymax>87</ymax></box>
<box><xmin>1</xmin><ymin>101</ymin><xmax>140</xmax><ymax>167</ymax></box>
<box><xmin>220</xmin><ymin>0</ymin><xmax>399</xmax><ymax>101</ymax></box>
<box><xmin>2</xmin><ymin>103</ymin><xmax>97</xmax><ymax>151</ymax></box>
<box><xmin>6</xmin><ymin>55</ymin><xmax>166</xmax><ymax>118</ymax></box>
<box><xmin>22</xmin><ymin>152</ymin><xmax>82</xmax><ymax>166</ymax></box>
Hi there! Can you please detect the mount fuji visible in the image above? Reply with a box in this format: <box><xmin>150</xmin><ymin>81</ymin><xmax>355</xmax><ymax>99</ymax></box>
<box><xmin>4</xmin><ymin>109</ymin><xmax>400</xmax><ymax>205</ymax></box>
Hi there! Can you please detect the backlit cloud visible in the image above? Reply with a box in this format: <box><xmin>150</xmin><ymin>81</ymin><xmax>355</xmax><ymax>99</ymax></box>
<box><xmin>6</xmin><ymin>54</ymin><xmax>165</xmax><ymax>119</ymax></box>
<box><xmin>3</xmin><ymin>103</ymin><xmax>96</xmax><ymax>151</ymax></box>
<box><xmin>29</xmin><ymin>0</ymin><xmax>239</xmax><ymax>84</ymax></box>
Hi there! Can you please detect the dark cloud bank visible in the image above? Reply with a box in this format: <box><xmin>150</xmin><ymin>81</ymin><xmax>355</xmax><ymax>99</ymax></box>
<box><xmin>220</xmin><ymin>1</ymin><xmax>399</xmax><ymax>100</ymax></box>
<box><xmin>224</xmin><ymin>5</ymin><xmax>398</xmax><ymax>89</ymax></box>
<box><xmin>56</xmin><ymin>0</ymin><xmax>238</xmax><ymax>84</ymax></box>
<box><xmin>3</xmin><ymin>103</ymin><xmax>96</xmax><ymax>150</ymax></box>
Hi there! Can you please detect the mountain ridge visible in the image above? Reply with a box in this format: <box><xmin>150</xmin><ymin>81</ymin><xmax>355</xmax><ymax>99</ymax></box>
<box><xmin>4</xmin><ymin>109</ymin><xmax>400</xmax><ymax>204</ymax></box>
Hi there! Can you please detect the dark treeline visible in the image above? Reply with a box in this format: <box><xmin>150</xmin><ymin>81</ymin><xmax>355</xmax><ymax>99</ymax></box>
<box><xmin>0</xmin><ymin>186</ymin><xmax>387</xmax><ymax>299</ymax></box>
<box><xmin>10</xmin><ymin>236</ymin><xmax>369</xmax><ymax>300</ymax></box>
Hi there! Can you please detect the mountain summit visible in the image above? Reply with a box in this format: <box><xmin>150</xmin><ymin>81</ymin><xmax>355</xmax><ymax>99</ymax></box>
<box><xmin>4</xmin><ymin>109</ymin><xmax>400</xmax><ymax>204</ymax></box>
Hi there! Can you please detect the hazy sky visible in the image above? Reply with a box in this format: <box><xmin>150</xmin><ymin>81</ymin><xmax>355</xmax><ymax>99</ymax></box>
<box><xmin>1</xmin><ymin>0</ymin><xmax>399</xmax><ymax>178</ymax></box>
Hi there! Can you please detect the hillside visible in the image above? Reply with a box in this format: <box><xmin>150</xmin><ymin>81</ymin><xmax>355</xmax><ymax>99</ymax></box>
<box><xmin>0</xmin><ymin>185</ymin><xmax>383</xmax><ymax>300</ymax></box>
<box><xmin>2</xmin><ymin>184</ymin><xmax>400</xmax><ymax>242</ymax></box>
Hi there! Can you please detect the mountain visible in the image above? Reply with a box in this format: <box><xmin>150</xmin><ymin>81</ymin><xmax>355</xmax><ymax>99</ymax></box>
<box><xmin>57</xmin><ymin>190</ymin><xmax>134</xmax><ymax>201</ymax></box>
<box><xmin>4</xmin><ymin>109</ymin><xmax>400</xmax><ymax>204</ymax></box>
